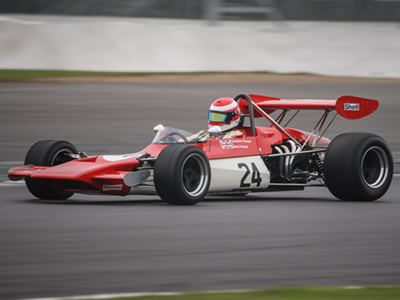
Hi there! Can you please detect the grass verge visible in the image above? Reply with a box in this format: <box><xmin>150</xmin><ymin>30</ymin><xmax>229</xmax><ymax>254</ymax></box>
<box><xmin>0</xmin><ymin>70</ymin><xmax>297</xmax><ymax>82</ymax></box>
<box><xmin>394</xmin><ymin>153</ymin><xmax>400</xmax><ymax>174</ymax></box>
<box><xmin>72</xmin><ymin>286</ymin><xmax>400</xmax><ymax>300</ymax></box>
<box><xmin>0</xmin><ymin>69</ymin><xmax>162</xmax><ymax>81</ymax></box>
<box><xmin>2</xmin><ymin>69</ymin><xmax>399</xmax><ymax>83</ymax></box>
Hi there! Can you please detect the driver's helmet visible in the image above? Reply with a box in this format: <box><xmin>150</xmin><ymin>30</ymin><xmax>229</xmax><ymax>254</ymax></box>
<box><xmin>208</xmin><ymin>97</ymin><xmax>241</xmax><ymax>132</ymax></box>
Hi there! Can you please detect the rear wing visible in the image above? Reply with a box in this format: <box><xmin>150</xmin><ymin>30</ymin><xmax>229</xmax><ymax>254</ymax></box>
<box><xmin>234</xmin><ymin>94</ymin><xmax>379</xmax><ymax>146</ymax></box>
<box><xmin>241</xmin><ymin>94</ymin><xmax>379</xmax><ymax>120</ymax></box>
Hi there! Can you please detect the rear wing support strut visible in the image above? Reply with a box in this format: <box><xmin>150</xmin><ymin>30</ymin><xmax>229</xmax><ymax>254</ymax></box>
<box><xmin>252</xmin><ymin>101</ymin><xmax>302</xmax><ymax>147</ymax></box>
<box><xmin>313</xmin><ymin>111</ymin><xmax>338</xmax><ymax>146</ymax></box>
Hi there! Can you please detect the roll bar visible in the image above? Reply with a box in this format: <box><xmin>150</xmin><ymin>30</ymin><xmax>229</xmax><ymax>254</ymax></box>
<box><xmin>234</xmin><ymin>93</ymin><xmax>301</xmax><ymax>147</ymax></box>
<box><xmin>234</xmin><ymin>94</ymin><xmax>256</xmax><ymax>137</ymax></box>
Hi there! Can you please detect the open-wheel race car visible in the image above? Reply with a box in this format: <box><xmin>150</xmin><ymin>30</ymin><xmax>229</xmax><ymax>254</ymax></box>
<box><xmin>8</xmin><ymin>94</ymin><xmax>393</xmax><ymax>205</ymax></box>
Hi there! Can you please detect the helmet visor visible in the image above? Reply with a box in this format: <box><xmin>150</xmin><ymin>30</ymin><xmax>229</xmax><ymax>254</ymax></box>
<box><xmin>209</xmin><ymin>110</ymin><xmax>238</xmax><ymax>124</ymax></box>
<box><xmin>208</xmin><ymin>111</ymin><xmax>228</xmax><ymax>123</ymax></box>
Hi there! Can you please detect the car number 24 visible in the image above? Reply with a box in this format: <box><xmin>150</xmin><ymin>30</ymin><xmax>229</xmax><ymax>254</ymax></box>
<box><xmin>208</xmin><ymin>156</ymin><xmax>270</xmax><ymax>192</ymax></box>
<box><xmin>238</xmin><ymin>162</ymin><xmax>262</xmax><ymax>187</ymax></box>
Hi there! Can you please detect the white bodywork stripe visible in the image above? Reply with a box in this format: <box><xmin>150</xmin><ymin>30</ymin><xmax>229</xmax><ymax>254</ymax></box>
<box><xmin>210</xmin><ymin>100</ymin><xmax>237</xmax><ymax>111</ymax></box>
<box><xmin>208</xmin><ymin>156</ymin><xmax>270</xmax><ymax>192</ymax></box>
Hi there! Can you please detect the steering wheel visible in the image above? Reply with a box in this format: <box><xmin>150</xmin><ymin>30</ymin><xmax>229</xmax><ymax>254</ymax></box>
<box><xmin>159</xmin><ymin>132</ymin><xmax>188</xmax><ymax>144</ymax></box>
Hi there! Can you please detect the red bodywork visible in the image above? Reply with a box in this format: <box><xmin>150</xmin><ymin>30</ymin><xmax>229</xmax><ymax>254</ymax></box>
<box><xmin>8</xmin><ymin>94</ymin><xmax>378</xmax><ymax>196</ymax></box>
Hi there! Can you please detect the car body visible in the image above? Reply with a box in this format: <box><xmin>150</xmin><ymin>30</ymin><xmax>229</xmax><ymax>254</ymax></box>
<box><xmin>8</xmin><ymin>93</ymin><xmax>393</xmax><ymax>204</ymax></box>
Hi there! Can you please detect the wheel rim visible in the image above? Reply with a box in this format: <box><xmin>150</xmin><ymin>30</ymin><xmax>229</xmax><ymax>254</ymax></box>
<box><xmin>51</xmin><ymin>148</ymin><xmax>75</xmax><ymax>166</ymax></box>
<box><xmin>181</xmin><ymin>153</ymin><xmax>209</xmax><ymax>197</ymax></box>
<box><xmin>361</xmin><ymin>146</ymin><xmax>390</xmax><ymax>189</ymax></box>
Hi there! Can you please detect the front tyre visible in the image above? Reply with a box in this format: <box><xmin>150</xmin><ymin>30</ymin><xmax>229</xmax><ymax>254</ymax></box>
<box><xmin>154</xmin><ymin>145</ymin><xmax>211</xmax><ymax>205</ymax></box>
<box><xmin>324</xmin><ymin>133</ymin><xmax>393</xmax><ymax>201</ymax></box>
<box><xmin>25</xmin><ymin>140</ymin><xmax>78</xmax><ymax>200</ymax></box>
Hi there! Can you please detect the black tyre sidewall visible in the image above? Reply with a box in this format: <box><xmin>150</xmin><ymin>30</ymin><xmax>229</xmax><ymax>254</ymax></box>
<box><xmin>154</xmin><ymin>145</ymin><xmax>211</xmax><ymax>205</ymax></box>
<box><xmin>154</xmin><ymin>145</ymin><xmax>182</xmax><ymax>205</ymax></box>
<box><xmin>25</xmin><ymin>140</ymin><xmax>78</xmax><ymax>200</ymax></box>
<box><xmin>324</xmin><ymin>133</ymin><xmax>393</xmax><ymax>201</ymax></box>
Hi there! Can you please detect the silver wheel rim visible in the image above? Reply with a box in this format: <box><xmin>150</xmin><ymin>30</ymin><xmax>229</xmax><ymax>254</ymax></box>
<box><xmin>51</xmin><ymin>148</ymin><xmax>75</xmax><ymax>166</ymax></box>
<box><xmin>181</xmin><ymin>153</ymin><xmax>209</xmax><ymax>197</ymax></box>
<box><xmin>361</xmin><ymin>146</ymin><xmax>390</xmax><ymax>189</ymax></box>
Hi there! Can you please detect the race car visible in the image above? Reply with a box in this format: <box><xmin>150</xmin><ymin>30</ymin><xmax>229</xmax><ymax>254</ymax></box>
<box><xmin>8</xmin><ymin>93</ymin><xmax>393</xmax><ymax>205</ymax></box>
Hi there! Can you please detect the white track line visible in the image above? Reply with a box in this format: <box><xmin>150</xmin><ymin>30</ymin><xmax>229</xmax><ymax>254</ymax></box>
<box><xmin>22</xmin><ymin>291</ymin><xmax>184</xmax><ymax>300</ymax></box>
<box><xmin>19</xmin><ymin>287</ymin><xmax>374</xmax><ymax>300</ymax></box>
<box><xmin>21</xmin><ymin>290</ymin><xmax>252</xmax><ymax>300</ymax></box>
<box><xmin>0</xmin><ymin>181</ymin><xmax>25</xmax><ymax>186</ymax></box>
<box><xmin>0</xmin><ymin>16</ymin><xmax>45</xmax><ymax>25</ymax></box>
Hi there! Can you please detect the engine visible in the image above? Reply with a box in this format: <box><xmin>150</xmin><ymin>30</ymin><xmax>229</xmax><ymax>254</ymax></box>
<box><xmin>264</xmin><ymin>140</ymin><xmax>325</xmax><ymax>184</ymax></box>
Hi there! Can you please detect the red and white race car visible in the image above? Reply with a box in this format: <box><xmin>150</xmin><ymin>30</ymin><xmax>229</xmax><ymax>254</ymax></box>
<box><xmin>8</xmin><ymin>94</ymin><xmax>393</xmax><ymax>204</ymax></box>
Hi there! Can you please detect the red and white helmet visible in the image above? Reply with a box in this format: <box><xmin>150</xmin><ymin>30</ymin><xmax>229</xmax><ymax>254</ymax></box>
<box><xmin>208</xmin><ymin>97</ymin><xmax>241</xmax><ymax>132</ymax></box>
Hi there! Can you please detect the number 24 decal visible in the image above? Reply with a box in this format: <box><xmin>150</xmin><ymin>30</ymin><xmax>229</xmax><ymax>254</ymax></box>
<box><xmin>238</xmin><ymin>163</ymin><xmax>262</xmax><ymax>187</ymax></box>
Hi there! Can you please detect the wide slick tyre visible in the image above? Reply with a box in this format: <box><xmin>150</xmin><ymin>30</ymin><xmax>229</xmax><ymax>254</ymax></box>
<box><xmin>324</xmin><ymin>133</ymin><xmax>393</xmax><ymax>201</ymax></box>
<box><xmin>154</xmin><ymin>145</ymin><xmax>211</xmax><ymax>205</ymax></box>
<box><xmin>24</xmin><ymin>140</ymin><xmax>78</xmax><ymax>200</ymax></box>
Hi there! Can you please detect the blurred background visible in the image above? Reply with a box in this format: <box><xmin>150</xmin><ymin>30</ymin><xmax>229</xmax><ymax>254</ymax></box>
<box><xmin>1</xmin><ymin>0</ymin><xmax>400</xmax><ymax>159</ymax></box>
<box><xmin>1</xmin><ymin>0</ymin><xmax>400</xmax><ymax>21</ymax></box>
<box><xmin>1</xmin><ymin>0</ymin><xmax>400</xmax><ymax>77</ymax></box>
<box><xmin>1</xmin><ymin>2</ymin><xmax>400</xmax><ymax>300</ymax></box>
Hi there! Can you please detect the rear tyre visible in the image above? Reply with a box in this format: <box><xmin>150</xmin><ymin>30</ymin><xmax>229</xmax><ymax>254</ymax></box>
<box><xmin>154</xmin><ymin>145</ymin><xmax>211</xmax><ymax>205</ymax></box>
<box><xmin>24</xmin><ymin>140</ymin><xmax>78</xmax><ymax>200</ymax></box>
<box><xmin>324</xmin><ymin>133</ymin><xmax>393</xmax><ymax>201</ymax></box>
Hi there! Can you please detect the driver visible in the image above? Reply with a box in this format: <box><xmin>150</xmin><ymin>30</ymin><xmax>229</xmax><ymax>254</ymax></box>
<box><xmin>189</xmin><ymin>97</ymin><xmax>244</xmax><ymax>141</ymax></box>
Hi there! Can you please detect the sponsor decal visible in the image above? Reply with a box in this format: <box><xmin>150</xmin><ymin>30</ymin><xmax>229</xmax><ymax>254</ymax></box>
<box><xmin>219</xmin><ymin>140</ymin><xmax>235</xmax><ymax>149</ymax></box>
<box><xmin>103</xmin><ymin>184</ymin><xmax>123</xmax><ymax>191</ymax></box>
<box><xmin>344</xmin><ymin>103</ymin><xmax>360</xmax><ymax>111</ymax></box>
<box><xmin>219</xmin><ymin>139</ymin><xmax>251</xmax><ymax>150</ymax></box>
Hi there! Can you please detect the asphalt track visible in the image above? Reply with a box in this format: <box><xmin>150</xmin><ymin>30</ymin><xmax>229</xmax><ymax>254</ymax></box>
<box><xmin>1</xmin><ymin>79</ymin><xmax>400</xmax><ymax>299</ymax></box>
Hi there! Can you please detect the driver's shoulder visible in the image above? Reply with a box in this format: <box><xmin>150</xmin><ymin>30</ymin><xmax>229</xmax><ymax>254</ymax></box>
<box><xmin>187</xmin><ymin>129</ymin><xmax>208</xmax><ymax>142</ymax></box>
<box><xmin>222</xmin><ymin>129</ymin><xmax>245</xmax><ymax>139</ymax></box>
